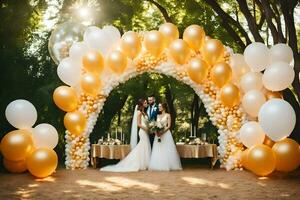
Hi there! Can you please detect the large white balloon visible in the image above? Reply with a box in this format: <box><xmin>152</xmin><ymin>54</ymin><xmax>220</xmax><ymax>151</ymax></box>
<box><xmin>32</xmin><ymin>124</ymin><xmax>58</xmax><ymax>149</ymax></box>
<box><xmin>242</xmin><ymin>90</ymin><xmax>266</xmax><ymax>117</ymax></box>
<box><xmin>57</xmin><ymin>57</ymin><xmax>81</xmax><ymax>86</ymax></box>
<box><xmin>240</xmin><ymin>72</ymin><xmax>263</xmax><ymax>92</ymax></box>
<box><xmin>258</xmin><ymin>99</ymin><xmax>296</xmax><ymax>141</ymax></box>
<box><xmin>244</xmin><ymin>42</ymin><xmax>269</xmax><ymax>72</ymax></box>
<box><xmin>69</xmin><ymin>42</ymin><xmax>89</xmax><ymax>62</ymax></box>
<box><xmin>270</xmin><ymin>43</ymin><xmax>293</xmax><ymax>64</ymax></box>
<box><xmin>262</xmin><ymin>61</ymin><xmax>295</xmax><ymax>91</ymax></box>
<box><xmin>5</xmin><ymin>99</ymin><xmax>37</xmax><ymax>129</ymax></box>
<box><xmin>102</xmin><ymin>25</ymin><xmax>121</xmax><ymax>44</ymax></box>
<box><xmin>229</xmin><ymin>54</ymin><xmax>250</xmax><ymax>83</ymax></box>
<box><xmin>83</xmin><ymin>26</ymin><xmax>110</xmax><ymax>56</ymax></box>
<box><xmin>239</xmin><ymin>121</ymin><xmax>265</xmax><ymax>148</ymax></box>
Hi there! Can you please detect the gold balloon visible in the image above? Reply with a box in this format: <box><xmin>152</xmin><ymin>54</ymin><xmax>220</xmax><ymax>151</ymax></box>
<box><xmin>107</xmin><ymin>50</ymin><xmax>127</xmax><ymax>74</ymax></box>
<box><xmin>82</xmin><ymin>50</ymin><xmax>104</xmax><ymax>74</ymax></box>
<box><xmin>26</xmin><ymin>148</ymin><xmax>58</xmax><ymax>178</ymax></box>
<box><xmin>183</xmin><ymin>25</ymin><xmax>205</xmax><ymax>51</ymax></box>
<box><xmin>263</xmin><ymin>135</ymin><xmax>275</xmax><ymax>148</ymax></box>
<box><xmin>81</xmin><ymin>73</ymin><xmax>101</xmax><ymax>96</ymax></box>
<box><xmin>144</xmin><ymin>30</ymin><xmax>165</xmax><ymax>57</ymax></box>
<box><xmin>265</xmin><ymin>90</ymin><xmax>283</xmax><ymax>100</ymax></box>
<box><xmin>272</xmin><ymin>138</ymin><xmax>300</xmax><ymax>172</ymax></box>
<box><xmin>202</xmin><ymin>39</ymin><xmax>224</xmax><ymax>66</ymax></box>
<box><xmin>169</xmin><ymin>39</ymin><xmax>191</xmax><ymax>65</ymax></box>
<box><xmin>53</xmin><ymin>86</ymin><xmax>78</xmax><ymax>112</ymax></box>
<box><xmin>64</xmin><ymin>111</ymin><xmax>86</xmax><ymax>136</ymax></box>
<box><xmin>241</xmin><ymin>149</ymin><xmax>250</xmax><ymax>170</ymax></box>
<box><xmin>211</xmin><ymin>62</ymin><xmax>232</xmax><ymax>87</ymax></box>
<box><xmin>220</xmin><ymin>83</ymin><xmax>240</xmax><ymax>107</ymax></box>
<box><xmin>187</xmin><ymin>58</ymin><xmax>209</xmax><ymax>84</ymax></box>
<box><xmin>159</xmin><ymin>23</ymin><xmax>179</xmax><ymax>46</ymax></box>
<box><xmin>3</xmin><ymin>159</ymin><xmax>27</xmax><ymax>173</ymax></box>
<box><xmin>120</xmin><ymin>31</ymin><xmax>141</xmax><ymax>59</ymax></box>
<box><xmin>0</xmin><ymin>130</ymin><xmax>33</xmax><ymax>161</ymax></box>
<box><xmin>248</xmin><ymin>144</ymin><xmax>276</xmax><ymax>176</ymax></box>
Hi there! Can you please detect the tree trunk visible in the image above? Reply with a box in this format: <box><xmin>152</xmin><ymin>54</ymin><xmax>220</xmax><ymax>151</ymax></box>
<box><xmin>165</xmin><ymin>84</ymin><xmax>176</xmax><ymax>130</ymax></box>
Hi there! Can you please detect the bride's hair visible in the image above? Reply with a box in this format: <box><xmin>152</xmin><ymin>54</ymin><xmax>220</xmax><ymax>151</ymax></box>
<box><xmin>137</xmin><ymin>98</ymin><xmax>147</xmax><ymax>115</ymax></box>
<box><xmin>161</xmin><ymin>102</ymin><xmax>169</xmax><ymax>113</ymax></box>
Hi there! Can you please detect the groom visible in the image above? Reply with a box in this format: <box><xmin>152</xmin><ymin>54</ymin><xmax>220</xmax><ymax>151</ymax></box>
<box><xmin>147</xmin><ymin>94</ymin><xmax>159</xmax><ymax>148</ymax></box>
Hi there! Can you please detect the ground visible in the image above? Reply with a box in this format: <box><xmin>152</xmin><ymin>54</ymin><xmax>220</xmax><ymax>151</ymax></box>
<box><xmin>0</xmin><ymin>166</ymin><xmax>300</xmax><ymax>200</ymax></box>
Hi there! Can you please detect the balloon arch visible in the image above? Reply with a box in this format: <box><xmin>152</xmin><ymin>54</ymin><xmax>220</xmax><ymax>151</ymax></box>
<box><xmin>50</xmin><ymin>22</ymin><xmax>297</xmax><ymax>172</ymax></box>
<box><xmin>2</xmin><ymin>22</ymin><xmax>298</xmax><ymax>178</ymax></box>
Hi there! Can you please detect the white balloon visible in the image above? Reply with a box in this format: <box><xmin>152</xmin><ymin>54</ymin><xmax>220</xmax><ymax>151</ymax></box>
<box><xmin>229</xmin><ymin>54</ymin><xmax>250</xmax><ymax>84</ymax></box>
<box><xmin>258</xmin><ymin>99</ymin><xmax>296</xmax><ymax>141</ymax></box>
<box><xmin>262</xmin><ymin>61</ymin><xmax>295</xmax><ymax>91</ymax></box>
<box><xmin>242</xmin><ymin>90</ymin><xmax>266</xmax><ymax>117</ymax></box>
<box><xmin>57</xmin><ymin>57</ymin><xmax>81</xmax><ymax>86</ymax></box>
<box><xmin>270</xmin><ymin>43</ymin><xmax>293</xmax><ymax>64</ymax></box>
<box><xmin>239</xmin><ymin>122</ymin><xmax>265</xmax><ymax>148</ymax></box>
<box><xmin>244</xmin><ymin>42</ymin><xmax>270</xmax><ymax>72</ymax></box>
<box><xmin>32</xmin><ymin>123</ymin><xmax>58</xmax><ymax>149</ymax></box>
<box><xmin>240</xmin><ymin>72</ymin><xmax>263</xmax><ymax>92</ymax></box>
<box><xmin>5</xmin><ymin>99</ymin><xmax>37</xmax><ymax>129</ymax></box>
<box><xmin>69</xmin><ymin>42</ymin><xmax>89</xmax><ymax>62</ymax></box>
<box><xmin>83</xmin><ymin>26</ymin><xmax>110</xmax><ymax>55</ymax></box>
<box><xmin>102</xmin><ymin>25</ymin><xmax>121</xmax><ymax>43</ymax></box>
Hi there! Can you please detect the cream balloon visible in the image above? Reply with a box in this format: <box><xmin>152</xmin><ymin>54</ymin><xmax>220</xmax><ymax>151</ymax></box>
<box><xmin>239</xmin><ymin>121</ymin><xmax>265</xmax><ymax>148</ymax></box>
<box><xmin>242</xmin><ymin>90</ymin><xmax>266</xmax><ymax>117</ymax></box>
<box><xmin>229</xmin><ymin>54</ymin><xmax>250</xmax><ymax>83</ymax></box>
<box><xmin>57</xmin><ymin>57</ymin><xmax>81</xmax><ymax>86</ymax></box>
<box><xmin>258</xmin><ymin>99</ymin><xmax>296</xmax><ymax>141</ymax></box>
<box><xmin>244</xmin><ymin>42</ymin><xmax>270</xmax><ymax>72</ymax></box>
<box><xmin>32</xmin><ymin>123</ymin><xmax>59</xmax><ymax>149</ymax></box>
<box><xmin>270</xmin><ymin>43</ymin><xmax>293</xmax><ymax>64</ymax></box>
<box><xmin>262</xmin><ymin>61</ymin><xmax>295</xmax><ymax>91</ymax></box>
<box><xmin>5</xmin><ymin>99</ymin><xmax>37</xmax><ymax>129</ymax></box>
<box><xmin>69</xmin><ymin>42</ymin><xmax>89</xmax><ymax>62</ymax></box>
<box><xmin>169</xmin><ymin>39</ymin><xmax>191</xmax><ymax>65</ymax></box>
<box><xmin>240</xmin><ymin>72</ymin><xmax>263</xmax><ymax>92</ymax></box>
<box><xmin>159</xmin><ymin>23</ymin><xmax>179</xmax><ymax>46</ymax></box>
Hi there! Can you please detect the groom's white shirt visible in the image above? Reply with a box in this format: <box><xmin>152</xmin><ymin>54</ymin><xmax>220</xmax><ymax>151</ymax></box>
<box><xmin>147</xmin><ymin>104</ymin><xmax>154</xmax><ymax>117</ymax></box>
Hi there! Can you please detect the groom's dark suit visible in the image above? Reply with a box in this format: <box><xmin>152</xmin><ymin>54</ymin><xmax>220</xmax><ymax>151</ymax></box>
<box><xmin>147</xmin><ymin>103</ymin><xmax>159</xmax><ymax>148</ymax></box>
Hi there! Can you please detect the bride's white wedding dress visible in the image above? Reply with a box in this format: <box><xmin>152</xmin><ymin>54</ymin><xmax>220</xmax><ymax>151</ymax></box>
<box><xmin>100</xmin><ymin>113</ymin><xmax>151</xmax><ymax>172</ymax></box>
<box><xmin>149</xmin><ymin>114</ymin><xmax>182</xmax><ymax>171</ymax></box>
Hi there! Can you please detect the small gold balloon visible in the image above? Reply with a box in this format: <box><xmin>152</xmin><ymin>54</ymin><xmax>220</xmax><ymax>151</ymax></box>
<box><xmin>187</xmin><ymin>58</ymin><xmax>209</xmax><ymax>84</ymax></box>
<box><xmin>26</xmin><ymin>148</ymin><xmax>58</xmax><ymax>178</ymax></box>
<box><xmin>0</xmin><ymin>130</ymin><xmax>33</xmax><ymax>161</ymax></box>
<box><xmin>263</xmin><ymin>135</ymin><xmax>275</xmax><ymax>148</ymax></box>
<box><xmin>159</xmin><ymin>23</ymin><xmax>179</xmax><ymax>46</ymax></box>
<box><xmin>81</xmin><ymin>73</ymin><xmax>101</xmax><ymax>96</ymax></box>
<box><xmin>144</xmin><ymin>30</ymin><xmax>165</xmax><ymax>57</ymax></box>
<box><xmin>3</xmin><ymin>159</ymin><xmax>27</xmax><ymax>173</ymax></box>
<box><xmin>211</xmin><ymin>62</ymin><xmax>232</xmax><ymax>87</ymax></box>
<box><xmin>264</xmin><ymin>90</ymin><xmax>283</xmax><ymax>100</ymax></box>
<box><xmin>120</xmin><ymin>31</ymin><xmax>141</xmax><ymax>59</ymax></box>
<box><xmin>220</xmin><ymin>83</ymin><xmax>240</xmax><ymax>108</ymax></box>
<box><xmin>202</xmin><ymin>39</ymin><xmax>224</xmax><ymax>66</ymax></box>
<box><xmin>183</xmin><ymin>25</ymin><xmax>205</xmax><ymax>51</ymax></box>
<box><xmin>53</xmin><ymin>86</ymin><xmax>78</xmax><ymax>112</ymax></box>
<box><xmin>272</xmin><ymin>138</ymin><xmax>300</xmax><ymax>172</ymax></box>
<box><xmin>169</xmin><ymin>39</ymin><xmax>191</xmax><ymax>65</ymax></box>
<box><xmin>107</xmin><ymin>50</ymin><xmax>127</xmax><ymax>74</ymax></box>
<box><xmin>64</xmin><ymin>111</ymin><xmax>86</xmax><ymax>136</ymax></box>
<box><xmin>82</xmin><ymin>50</ymin><xmax>104</xmax><ymax>75</ymax></box>
<box><xmin>248</xmin><ymin>144</ymin><xmax>276</xmax><ymax>176</ymax></box>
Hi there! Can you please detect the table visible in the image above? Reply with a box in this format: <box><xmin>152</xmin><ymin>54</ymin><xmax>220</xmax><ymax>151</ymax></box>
<box><xmin>91</xmin><ymin>144</ymin><xmax>218</xmax><ymax>169</ymax></box>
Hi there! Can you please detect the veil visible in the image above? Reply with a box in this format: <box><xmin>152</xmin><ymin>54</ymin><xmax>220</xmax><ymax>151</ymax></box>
<box><xmin>130</xmin><ymin>105</ymin><xmax>138</xmax><ymax>149</ymax></box>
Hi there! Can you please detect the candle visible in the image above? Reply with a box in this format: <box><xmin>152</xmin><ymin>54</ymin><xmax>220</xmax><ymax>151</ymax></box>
<box><xmin>107</xmin><ymin>133</ymin><xmax>110</xmax><ymax>140</ymax></box>
<box><xmin>194</xmin><ymin>127</ymin><xmax>196</xmax><ymax>137</ymax></box>
<box><xmin>121</xmin><ymin>128</ymin><xmax>123</xmax><ymax>141</ymax></box>
<box><xmin>115</xmin><ymin>128</ymin><xmax>118</xmax><ymax>139</ymax></box>
<box><xmin>190</xmin><ymin>125</ymin><xmax>193</xmax><ymax>137</ymax></box>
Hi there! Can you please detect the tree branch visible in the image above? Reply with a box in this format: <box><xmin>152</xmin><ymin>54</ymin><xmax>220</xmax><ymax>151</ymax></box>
<box><xmin>145</xmin><ymin>0</ymin><xmax>173</xmax><ymax>23</ymax></box>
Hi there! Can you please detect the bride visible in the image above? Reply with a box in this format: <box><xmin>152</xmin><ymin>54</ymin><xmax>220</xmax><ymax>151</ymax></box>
<box><xmin>149</xmin><ymin>103</ymin><xmax>182</xmax><ymax>171</ymax></box>
<box><xmin>100</xmin><ymin>99</ymin><xmax>151</xmax><ymax>172</ymax></box>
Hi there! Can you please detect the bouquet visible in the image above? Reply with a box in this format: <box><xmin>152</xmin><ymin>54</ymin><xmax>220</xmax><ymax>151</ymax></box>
<box><xmin>148</xmin><ymin>120</ymin><xmax>165</xmax><ymax>142</ymax></box>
